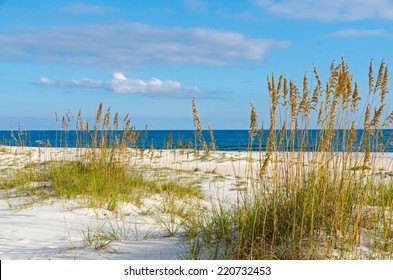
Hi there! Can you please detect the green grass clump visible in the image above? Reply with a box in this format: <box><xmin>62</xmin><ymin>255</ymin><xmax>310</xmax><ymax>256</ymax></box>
<box><xmin>2</xmin><ymin>157</ymin><xmax>202</xmax><ymax>213</ymax></box>
<box><xmin>0</xmin><ymin>168</ymin><xmax>54</xmax><ymax>208</ymax></box>
<box><xmin>82</xmin><ymin>220</ymin><xmax>131</xmax><ymax>251</ymax></box>
<box><xmin>48</xmin><ymin>161</ymin><xmax>145</xmax><ymax>210</ymax></box>
<box><xmin>47</xmin><ymin>160</ymin><xmax>202</xmax><ymax>211</ymax></box>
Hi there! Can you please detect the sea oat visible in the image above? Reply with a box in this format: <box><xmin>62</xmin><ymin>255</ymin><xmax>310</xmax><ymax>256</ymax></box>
<box><xmin>380</xmin><ymin>64</ymin><xmax>389</xmax><ymax>106</ymax></box>
<box><xmin>311</xmin><ymin>66</ymin><xmax>322</xmax><ymax>111</ymax></box>
<box><xmin>249</xmin><ymin>102</ymin><xmax>258</xmax><ymax>140</ymax></box>
<box><xmin>104</xmin><ymin>106</ymin><xmax>111</xmax><ymax>130</ymax></box>
<box><xmin>283</xmin><ymin>77</ymin><xmax>289</xmax><ymax>107</ymax></box>
<box><xmin>351</xmin><ymin>83</ymin><xmax>360</xmax><ymax>112</ymax></box>
<box><xmin>208</xmin><ymin>122</ymin><xmax>216</xmax><ymax>151</ymax></box>
<box><xmin>192</xmin><ymin>98</ymin><xmax>204</xmax><ymax>151</ymax></box>
<box><xmin>96</xmin><ymin>103</ymin><xmax>103</xmax><ymax>123</ymax></box>
<box><xmin>369</xmin><ymin>59</ymin><xmax>375</xmax><ymax>95</ymax></box>
<box><xmin>113</xmin><ymin>112</ymin><xmax>119</xmax><ymax>130</ymax></box>
<box><xmin>383</xmin><ymin>110</ymin><xmax>393</xmax><ymax>127</ymax></box>
<box><xmin>348</xmin><ymin>121</ymin><xmax>357</xmax><ymax>148</ymax></box>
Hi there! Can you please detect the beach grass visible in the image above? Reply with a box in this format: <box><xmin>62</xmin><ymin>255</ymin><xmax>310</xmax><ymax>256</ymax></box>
<box><xmin>184</xmin><ymin>58</ymin><xmax>393</xmax><ymax>259</ymax></box>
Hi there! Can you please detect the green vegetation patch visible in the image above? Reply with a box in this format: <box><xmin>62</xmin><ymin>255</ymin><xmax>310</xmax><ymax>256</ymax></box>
<box><xmin>1</xmin><ymin>159</ymin><xmax>202</xmax><ymax>212</ymax></box>
<box><xmin>48</xmin><ymin>161</ymin><xmax>202</xmax><ymax>211</ymax></box>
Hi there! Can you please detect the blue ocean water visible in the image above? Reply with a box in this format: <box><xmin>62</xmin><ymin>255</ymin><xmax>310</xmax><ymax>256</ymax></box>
<box><xmin>0</xmin><ymin>129</ymin><xmax>392</xmax><ymax>152</ymax></box>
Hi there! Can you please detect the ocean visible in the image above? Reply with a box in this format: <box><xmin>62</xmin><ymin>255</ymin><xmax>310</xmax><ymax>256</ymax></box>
<box><xmin>0</xmin><ymin>129</ymin><xmax>392</xmax><ymax>152</ymax></box>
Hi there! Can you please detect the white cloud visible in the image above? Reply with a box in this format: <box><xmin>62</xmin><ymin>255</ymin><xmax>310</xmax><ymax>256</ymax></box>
<box><xmin>38</xmin><ymin>77</ymin><xmax>103</xmax><ymax>88</ymax></box>
<box><xmin>0</xmin><ymin>22</ymin><xmax>290</xmax><ymax>68</ymax></box>
<box><xmin>37</xmin><ymin>73</ymin><xmax>209</xmax><ymax>97</ymax></box>
<box><xmin>37</xmin><ymin>77</ymin><xmax>55</xmax><ymax>86</ymax></box>
<box><xmin>107</xmin><ymin>73</ymin><xmax>184</xmax><ymax>94</ymax></box>
<box><xmin>254</xmin><ymin>0</ymin><xmax>393</xmax><ymax>21</ymax></box>
<box><xmin>327</xmin><ymin>29</ymin><xmax>387</xmax><ymax>38</ymax></box>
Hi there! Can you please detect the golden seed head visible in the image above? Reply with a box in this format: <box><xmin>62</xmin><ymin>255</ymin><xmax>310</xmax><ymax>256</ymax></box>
<box><xmin>104</xmin><ymin>106</ymin><xmax>111</xmax><ymax>129</ymax></box>
<box><xmin>96</xmin><ymin>103</ymin><xmax>103</xmax><ymax>122</ymax></box>
<box><xmin>113</xmin><ymin>112</ymin><xmax>119</xmax><ymax>130</ymax></box>
<box><xmin>249</xmin><ymin>102</ymin><xmax>258</xmax><ymax>139</ymax></box>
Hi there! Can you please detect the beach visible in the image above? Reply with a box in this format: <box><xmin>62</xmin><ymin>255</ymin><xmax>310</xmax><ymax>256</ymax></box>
<box><xmin>0</xmin><ymin>146</ymin><xmax>259</xmax><ymax>259</ymax></box>
<box><xmin>1</xmin><ymin>146</ymin><xmax>393</xmax><ymax>260</ymax></box>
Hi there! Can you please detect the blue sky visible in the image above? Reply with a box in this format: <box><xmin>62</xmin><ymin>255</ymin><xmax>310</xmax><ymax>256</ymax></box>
<box><xmin>0</xmin><ymin>0</ymin><xmax>392</xmax><ymax>130</ymax></box>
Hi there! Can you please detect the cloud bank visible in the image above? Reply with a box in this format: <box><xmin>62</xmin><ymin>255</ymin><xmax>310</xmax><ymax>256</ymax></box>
<box><xmin>254</xmin><ymin>0</ymin><xmax>393</xmax><ymax>21</ymax></box>
<box><xmin>0</xmin><ymin>22</ymin><xmax>290</xmax><ymax>68</ymax></box>
<box><xmin>37</xmin><ymin>73</ymin><xmax>209</xmax><ymax>97</ymax></box>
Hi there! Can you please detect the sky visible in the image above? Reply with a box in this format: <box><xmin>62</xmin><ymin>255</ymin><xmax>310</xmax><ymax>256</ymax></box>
<box><xmin>0</xmin><ymin>0</ymin><xmax>393</xmax><ymax>130</ymax></box>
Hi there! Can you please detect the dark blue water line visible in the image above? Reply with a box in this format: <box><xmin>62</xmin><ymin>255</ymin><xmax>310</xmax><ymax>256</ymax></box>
<box><xmin>0</xmin><ymin>129</ymin><xmax>392</xmax><ymax>152</ymax></box>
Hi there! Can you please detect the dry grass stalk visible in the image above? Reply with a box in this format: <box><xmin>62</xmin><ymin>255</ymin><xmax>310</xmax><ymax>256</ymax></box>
<box><xmin>311</xmin><ymin>66</ymin><xmax>322</xmax><ymax>111</ymax></box>
<box><xmin>383</xmin><ymin>110</ymin><xmax>393</xmax><ymax>127</ymax></box>
<box><xmin>113</xmin><ymin>112</ymin><xmax>119</xmax><ymax>131</ymax></box>
<box><xmin>249</xmin><ymin>102</ymin><xmax>258</xmax><ymax>142</ymax></box>
<box><xmin>351</xmin><ymin>83</ymin><xmax>360</xmax><ymax>112</ymax></box>
<box><xmin>96</xmin><ymin>103</ymin><xmax>103</xmax><ymax>124</ymax></box>
<box><xmin>283</xmin><ymin>77</ymin><xmax>289</xmax><ymax>107</ymax></box>
<box><xmin>348</xmin><ymin>121</ymin><xmax>357</xmax><ymax>148</ymax></box>
<box><xmin>208</xmin><ymin>123</ymin><xmax>216</xmax><ymax>152</ymax></box>
<box><xmin>369</xmin><ymin>60</ymin><xmax>374</xmax><ymax>95</ymax></box>
<box><xmin>104</xmin><ymin>107</ymin><xmax>111</xmax><ymax>130</ymax></box>
<box><xmin>192</xmin><ymin>98</ymin><xmax>204</xmax><ymax>153</ymax></box>
<box><xmin>289</xmin><ymin>81</ymin><xmax>300</xmax><ymax>129</ymax></box>
<box><xmin>299</xmin><ymin>73</ymin><xmax>310</xmax><ymax>116</ymax></box>
<box><xmin>362</xmin><ymin>105</ymin><xmax>371</xmax><ymax>166</ymax></box>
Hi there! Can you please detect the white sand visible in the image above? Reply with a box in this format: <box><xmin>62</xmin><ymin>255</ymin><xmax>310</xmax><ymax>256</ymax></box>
<box><xmin>0</xmin><ymin>197</ymin><xmax>188</xmax><ymax>259</ymax></box>
<box><xmin>1</xmin><ymin>146</ymin><xmax>393</xmax><ymax>259</ymax></box>
<box><xmin>0</xmin><ymin>147</ymin><xmax>251</xmax><ymax>259</ymax></box>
